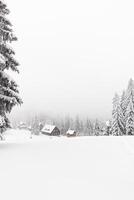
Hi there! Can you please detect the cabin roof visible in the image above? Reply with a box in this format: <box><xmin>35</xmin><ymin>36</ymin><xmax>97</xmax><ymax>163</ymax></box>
<box><xmin>41</xmin><ymin>124</ymin><xmax>56</xmax><ymax>133</ymax></box>
<box><xmin>66</xmin><ymin>130</ymin><xmax>76</xmax><ymax>135</ymax></box>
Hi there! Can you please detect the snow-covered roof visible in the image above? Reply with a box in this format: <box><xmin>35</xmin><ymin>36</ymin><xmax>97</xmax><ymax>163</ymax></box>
<box><xmin>66</xmin><ymin>130</ymin><xmax>76</xmax><ymax>135</ymax></box>
<box><xmin>41</xmin><ymin>124</ymin><xmax>56</xmax><ymax>134</ymax></box>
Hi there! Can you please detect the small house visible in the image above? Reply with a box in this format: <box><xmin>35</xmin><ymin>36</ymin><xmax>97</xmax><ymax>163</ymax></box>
<box><xmin>18</xmin><ymin>122</ymin><xmax>28</xmax><ymax>130</ymax></box>
<box><xmin>66</xmin><ymin>129</ymin><xmax>77</xmax><ymax>137</ymax></box>
<box><xmin>41</xmin><ymin>124</ymin><xmax>60</xmax><ymax>136</ymax></box>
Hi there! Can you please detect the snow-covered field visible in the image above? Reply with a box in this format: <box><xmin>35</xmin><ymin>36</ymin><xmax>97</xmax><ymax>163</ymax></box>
<box><xmin>1</xmin><ymin>129</ymin><xmax>134</xmax><ymax>200</ymax></box>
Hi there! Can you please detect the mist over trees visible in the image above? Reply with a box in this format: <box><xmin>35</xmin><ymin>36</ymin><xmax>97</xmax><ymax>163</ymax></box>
<box><xmin>13</xmin><ymin>79</ymin><xmax>134</xmax><ymax>137</ymax></box>
<box><xmin>13</xmin><ymin>112</ymin><xmax>107</xmax><ymax>136</ymax></box>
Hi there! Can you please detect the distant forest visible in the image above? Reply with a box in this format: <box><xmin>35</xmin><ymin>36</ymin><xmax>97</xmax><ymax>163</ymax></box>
<box><xmin>13</xmin><ymin>78</ymin><xmax>134</xmax><ymax>136</ymax></box>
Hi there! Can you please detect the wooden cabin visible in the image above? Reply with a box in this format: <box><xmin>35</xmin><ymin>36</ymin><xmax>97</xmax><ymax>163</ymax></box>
<box><xmin>41</xmin><ymin>124</ymin><xmax>60</xmax><ymax>136</ymax></box>
<box><xmin>18</xmin><ymin>122</ymin><xmax>28</xmax><ymax>130</ymax></box>
<box><xmin>66</xmin><ymin>129</ymin><xmax>77</xmax><ymax>137</ymax></box>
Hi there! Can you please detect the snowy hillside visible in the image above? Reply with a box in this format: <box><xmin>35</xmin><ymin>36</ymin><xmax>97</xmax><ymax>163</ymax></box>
<box><xmin>0</xmin><ymin>130</ymin><xmax>134</xmax><ymax>200</ymax></box>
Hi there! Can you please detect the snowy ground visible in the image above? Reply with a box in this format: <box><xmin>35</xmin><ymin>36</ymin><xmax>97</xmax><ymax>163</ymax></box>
<box><xmin>1</xmin><ymin>129</ymin><xmax>134</xmax><ymax>200</ymax></box>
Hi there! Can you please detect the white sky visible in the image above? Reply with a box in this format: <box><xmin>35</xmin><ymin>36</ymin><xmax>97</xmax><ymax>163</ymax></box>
<box><xmin>7</xmin><ymin>0</ymin><xmax>134</xmax><ymax>119</ymax></box>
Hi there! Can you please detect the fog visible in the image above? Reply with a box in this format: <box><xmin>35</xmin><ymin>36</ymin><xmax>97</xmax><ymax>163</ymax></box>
<box><xmin>7</xmin><ymin>0</ymin><xmax>134</xmax><ymax>120</ymax></box>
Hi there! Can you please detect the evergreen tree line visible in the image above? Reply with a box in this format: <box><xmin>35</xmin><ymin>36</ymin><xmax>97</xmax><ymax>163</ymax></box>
<box><xmin>53</xmin><ymin>116</ymin><xmax>105</xmax><ymax>136</ymax></box>
<box><xmin>26</xmin><ymin>78</ymin><xmax>134</xmax><ymax>137</ymax></box>
<box><xmin>111</xmin><ymin>78</ymin><xmax>134</xmax><ymax>135</ymax></box>
<box><xmin>21</xmin><ymin>114</ymin><xmax>107</xmax><ymax>136</ymax></box>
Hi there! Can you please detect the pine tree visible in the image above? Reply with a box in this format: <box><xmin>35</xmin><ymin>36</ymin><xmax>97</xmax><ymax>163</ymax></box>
<box><xmin>64</xmin><ymin>116</ymin><xmax>71</xmax><ymax>132</ymax></box>
<box><xmin>94</xmin><ymin>119</ymin><xmax>100</xmax><ymax>136</ymax></box>
<box><xmin>0</xmin><ymin>1</ymin><xmax>22</xmax><ymax>132</ymax></box>
<box><xmin>105</xmin><ymin>120</ymin><xmax>111</xmax><ymax>135</ymax></box>
<box><xmin>60</xmin><ymin>119</ymin><xmax>65</xmax><ymax>135</ymax></box>
<box><xmin>75</xmin><ymin>115</ymin><xmax>80</xmax><ymax>133</ymax></box>
<box><xmin>111</xmin><ymin>93</ymin><xmax>124</xmax><ymax>136</ymax></box>
<box><xmin>124</xmin><ymin>79</ymin><xmax>134</xmax><ymax>135</ymax></box>
<box><xmin>80</xmin><ymin>120</ymin><xmax>84</xmax><ymax>134</ymax></box>
<box><xmin>126</xmin><ymin>96</ymin><xmax>134</xmax><ymax>135</ymax></box>
<box><xmin>120</xmin><ymin>90</ymin><xmax>126</xmax><ymax>134</ymax></box>
<box><xmin>84</xmin><ymin>118</ymin><xmax>93</xmax><ymax>136</ymax></box>
<box><xmin>124</xmin><ymin>79</ymin><xmax>134</xmax><ymax>122</ymax></box>
<box><xmin>120</xmin><ymin>90</ymin><xmax>126</xmax><ymax>117</ymax></box>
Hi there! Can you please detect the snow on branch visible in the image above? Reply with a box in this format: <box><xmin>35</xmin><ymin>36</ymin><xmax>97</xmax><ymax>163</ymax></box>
<box><xmin>0</xmin><ymin>94</ymin><xmax>17</xmax><ymax>104</ymax></box>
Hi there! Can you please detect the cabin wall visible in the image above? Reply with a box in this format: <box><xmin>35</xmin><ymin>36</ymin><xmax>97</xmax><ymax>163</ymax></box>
<box><xmin>67</xmin><ymin>132</ymin><xmax>77</xmax><ymax>137</ymax></box>
<box><xmin>51</xmin><ymin>127</ymin><xmax>60</xmax><ymax>136</ymax></box>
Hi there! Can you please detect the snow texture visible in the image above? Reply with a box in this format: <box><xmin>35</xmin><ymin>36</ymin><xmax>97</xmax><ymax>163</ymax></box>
<box><xmin>0</xmin><ymin>129</ymin><xmax>134</xmax><ymax>200</ymax></box>
<box><xmin>0</xmin><ymin>70</ymin><xmax>15</xmax><ymax>84</ymax></box>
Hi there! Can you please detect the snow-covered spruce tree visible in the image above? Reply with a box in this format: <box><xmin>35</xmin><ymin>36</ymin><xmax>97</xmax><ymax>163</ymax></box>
<box><xmin>0</xmin><ymin>1</ymin><xmax>22</xmax><ymax>133</ymax></box>
<box><xmin>111</xmin><ymin>93</ymin><xmax>124</xmax><ymax>136</ymax></box>
<box><xmin>120</xmin><ymin>90</ymin><xmax>126</xmax><ymax>117</ymax></box>
<box><xmin>124</xmin><ymin>79</ymin><xmax>134</xmax><ymax>123</ymax></box>
<box><xmin>125</xmin><ymin>96</ymin><xmax>134</xmax><ymax>135</ymax></box>
<box><xmin>119</xmin><ymin>90</ymin><xmax>126</xmax><ymax>134</ymax></box>
<box><xmin>124</xmin><ymin>79</ymin><xmax>134</xmax><ymax>135</ymax></box>
<box><xmin>105</xmin><ymin>120</ymin><xmax>112</xmax><ymax>135</ymax></box>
